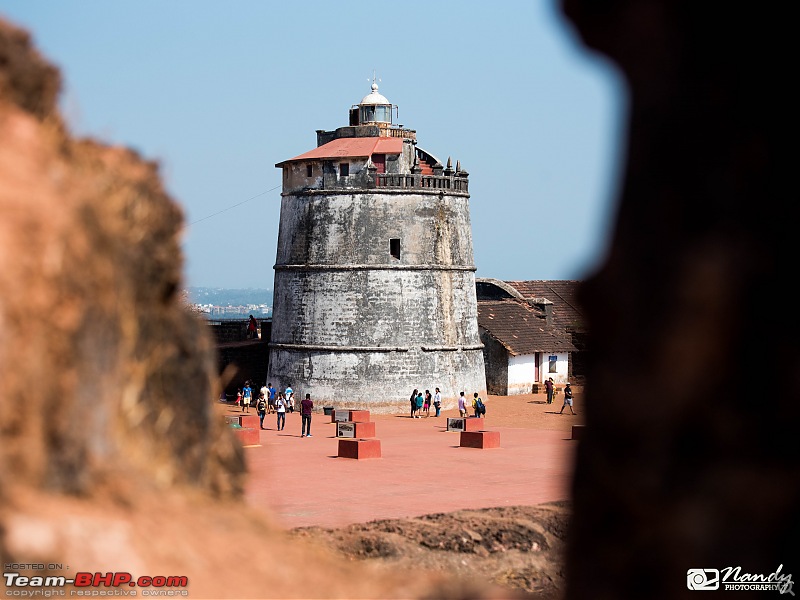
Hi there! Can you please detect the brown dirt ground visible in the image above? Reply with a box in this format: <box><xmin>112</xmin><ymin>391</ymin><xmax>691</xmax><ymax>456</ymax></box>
<box><xmin>286</xmin><ymin>390</ymin><xmax>585</xmax><ymax>599</ymax></box>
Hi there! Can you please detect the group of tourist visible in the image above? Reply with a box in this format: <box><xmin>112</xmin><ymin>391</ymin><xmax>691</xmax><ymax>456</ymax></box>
<box><xmin>456</xmin><ymin>391</ymin><xmax>486</xmax><ymax>418</ymax></box>
<box><xmin>233</xmin><ymin>382</ymin><xmax>292</xmax><ymax>429</ymax></box>
<box><xmin>544</xmin><ymin>378</ymin><xmax>576</xmax><ymax>414</ymax></box>
<box><xmin>408</xmin><ymin>388</ymin><xmax>443</xmax><ymax>418</ymax></box>
<box><xmin>232</xmin><ymin>380</ymin><xmax>574</xmax><ymax>441</ymax></box>
<box><xmin>231</xmin><ymin>381</ymin><xmax>316</xmax><ymax>436</ymax></box>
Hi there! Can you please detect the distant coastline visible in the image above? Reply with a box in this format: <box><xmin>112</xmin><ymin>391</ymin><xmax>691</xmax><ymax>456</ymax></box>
<box><xmin>185</xmin><ymin>287</ymin><xmax>273</xmax><ymax>319</ymax></box>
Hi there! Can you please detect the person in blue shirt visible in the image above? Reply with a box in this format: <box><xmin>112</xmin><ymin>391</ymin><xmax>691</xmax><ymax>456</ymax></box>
<box><xmin>242</xmin><ymin>381</ymin><xmax>253</xmax><ymax>413</ymax></box>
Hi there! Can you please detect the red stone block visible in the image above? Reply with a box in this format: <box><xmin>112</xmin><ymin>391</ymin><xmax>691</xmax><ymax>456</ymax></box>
<box><xmin>235</xmin><ymin>414</ymin><xmax>261</xmax><ymax>429</ymax></box>
<box><xmin>336</xmin><ymin>421</ymin><xmax>376</xmax><ymax>438</ymax></box>
<box><xmin>232</xmin><ymin>427</ymin><xmax>260</xmax><ymax>446</ymax></box>
<box><xmin>348</xmin><ymin>410</ymin><xmax>371</xmax><ymax>423</ymax></box>
<box><xmin>338</xmin><ymin>438</ymin><xmax>382</xmax><ymax>459</ymax></box>
<box><xmin>224</xmin><ymin>414</ymin><xmax>261</xmax><ymax>429</ymax></box>
<box><xmin>572</xmin><ymin>425</ymin><xmax>586</xmax><ymax>440</ymax></box>
<box><xmin>446</xmin><ymin>417</ymin><xmax>485</xmax><ymax>432</ymax></box>
<box><xmin>352</xmin><ymin>421</ymin><xmax>375</xmax><ymax>438</ymax></box>
<box><xmin>354</xmin><ymin>421</ymin><xmax>376</xmax><ymax>437</ymax></box>
<box><xmin>460</xmin><ymin>430</ymin><xmax>500</xmax><ymax>449</ymax></box>
<box><xmin>464</xmin><ymin>417</ymin><xmax>485</xmax><ymax>432</ymax></box>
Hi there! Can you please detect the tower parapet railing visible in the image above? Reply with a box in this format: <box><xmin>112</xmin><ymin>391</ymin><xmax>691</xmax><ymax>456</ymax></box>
<box><xmin>374</xmin><ymin>173</ymin><xmax>469</xmax><ymax>193</ymax></box>
<box><xmin>376</xmin><ymin>123</ymin><xmax>417</xmax><ymax>140</ymax></box>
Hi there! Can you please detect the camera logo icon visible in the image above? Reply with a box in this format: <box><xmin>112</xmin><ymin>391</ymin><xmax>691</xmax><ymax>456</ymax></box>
<box><xmin>687</xmin><ymin>569</ymin><xmax>720</xmax><ymax>590</ymax></box>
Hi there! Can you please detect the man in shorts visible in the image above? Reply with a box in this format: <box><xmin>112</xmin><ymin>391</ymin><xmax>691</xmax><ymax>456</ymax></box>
<box><xmin>242</xmin><ymin>381</ymin><xmax>253</xmax><ymax>413</ymax></box>
<box><xmin>559</xmin><ymin>382</ymin><xmax>577</xmax><ymax>415</ymax></box>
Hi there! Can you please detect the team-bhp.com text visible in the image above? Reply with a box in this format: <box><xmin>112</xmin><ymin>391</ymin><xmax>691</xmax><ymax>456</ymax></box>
<box><xmin>4</xmin><ymin>572</ymin><xmax>188</xmax><ymax>597</ymax></box>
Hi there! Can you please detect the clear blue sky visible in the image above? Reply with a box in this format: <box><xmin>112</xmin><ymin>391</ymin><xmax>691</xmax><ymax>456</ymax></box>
<box><xmin>1</xmin><ymin>1</ymin><xmax>627</xmax><ymax>289</ymax></box>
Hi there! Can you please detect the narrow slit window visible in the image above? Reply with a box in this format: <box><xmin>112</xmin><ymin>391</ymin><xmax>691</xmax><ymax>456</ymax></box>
<box><xmin>339</xmin><ymin>163</ymin><xmax>349</xmax><ymax>177</ymax></box>
<box><xmin>306</xmin><ymin>164</ymin><xmax>313</xmax><ymax>177</ymax></box>
<box><xmin>390</xmin><ymin>238</ymin><xmax>400</xmax><ymax>260</ymax></box>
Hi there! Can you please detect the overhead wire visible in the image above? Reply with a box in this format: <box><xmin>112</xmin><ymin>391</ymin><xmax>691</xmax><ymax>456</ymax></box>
<box><xmin>187</xmin><ymin>184</ymin><xmax>281</xmax><ymax>226</ymax></box>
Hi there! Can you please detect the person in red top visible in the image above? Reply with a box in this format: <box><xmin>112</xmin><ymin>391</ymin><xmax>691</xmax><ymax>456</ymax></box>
<box><xmin>301</xmin><ymin>393</ymin><xmax>314</xmax><ymax>437</ymax></box>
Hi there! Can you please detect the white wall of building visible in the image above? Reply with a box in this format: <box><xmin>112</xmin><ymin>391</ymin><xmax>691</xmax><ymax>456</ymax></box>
<box><xmin>506</xmin><ymin>352</ymin><xmax>570</xmax><ymax>395</ymax></box>
<box><xmin>507</xmin><ymin>353</ymin><xmax>537</xmax><ymax>395</ymax></box>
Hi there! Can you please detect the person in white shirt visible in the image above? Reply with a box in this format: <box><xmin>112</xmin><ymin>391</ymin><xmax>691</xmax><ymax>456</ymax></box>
<box><xmin>458</xmin><ymin>391</ymin><xmax>467</xmax><ymax>417</ymax></box>
<box><xmin>275</xmin><ymin>392</ymin><xmax>287</xmax><ymax>430</ymax></box>
<box><xmin>433</xmin><ymin>388</ymin><xmax>442</xmax><ymax>417</ymax></box>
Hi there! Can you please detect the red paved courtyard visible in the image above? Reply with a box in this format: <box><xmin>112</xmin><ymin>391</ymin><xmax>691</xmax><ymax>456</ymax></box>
<box><xmin>227</xmin><ymin>394</ymin><xmax>582</xmax><ymax>529</ymax></box>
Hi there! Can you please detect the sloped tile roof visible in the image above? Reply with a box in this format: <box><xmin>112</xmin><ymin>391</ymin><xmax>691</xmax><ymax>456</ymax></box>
<box><xmin>505</xmin><ymin>280</ymin><xmax>586</xmax><ymax>331</ymax></box>
<box><xmin>477</xmin><ymin>299</ymin><xmax>576</xmax><ymax>356</ymax></box>
<box><xmin>276</xmin><ymin>137</ymin><xmax>403</xmax><ymax>166</ymax></box>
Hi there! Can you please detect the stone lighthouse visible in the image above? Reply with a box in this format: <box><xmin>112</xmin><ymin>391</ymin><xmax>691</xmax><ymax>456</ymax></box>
<box><xmin>268</xmin><ymin>83</ymin><xmax>486</xmax><ymax>411</ymax></box>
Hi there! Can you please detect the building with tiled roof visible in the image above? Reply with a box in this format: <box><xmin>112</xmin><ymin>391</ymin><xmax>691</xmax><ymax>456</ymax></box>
<box><xmin>476</xmin><ymin>279</ymin><xmax>587</xmax><ymax>394</ymax></box>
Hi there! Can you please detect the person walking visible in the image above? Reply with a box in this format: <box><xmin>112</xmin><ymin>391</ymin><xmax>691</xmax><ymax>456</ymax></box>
<box><xmin>256</xmin><ymin>393</ymin><xmax>267</xmax><ymax>429</ymax></box>
<box><xmin>472</xmin><ymin>392</ymin><xmax>482</xmax><ymax>417</ymax></box>
<box><xmin>545</xmin><ymin>377</ymin><xmax>554</xmax><ymax>404</ymax></box>
<box><xmin>458</xmin><ymin>391</ymin><xmax>468</xmax><ymax>417</ymax></box>
<box><xmin>242</xmin><ymin>381</ymin><xmax>253</xmax><ymax>413</ymax></box>
<box><xmin>409</xmin><ymin>389</ymin><xmax>418</xmax><ymax>418</ymax></box>
<box><xmin>267</xmin><ymin>382</ymin><xmax>276</xmax><ymax>414</ymax></box>
<box><xmin>433</xmin><ymin>387</ymin><xmax>442</xmax><ymax>417</ymax></box>
<box><xmin>275</xmin><ymin>392</ymin><xmax>286</xmax><ymax>431</ymax></box>
<box><xmin>260</xmin><ymin>382</ymin><xmax>270</xmax><ymax>413</ymax></box>
<box><xmin>473</xmin><ymin>393</ymin><xmax>486</xmax><ymax>418</ymax></box>
<box><xmin>301</xmin><ymin>393</ymin><xmax>314</xmax><ymax>437</ymax></box>
<box><xmin>559</xmin><ymin>383</ymin><xmax>577</xmax><ymax>415</ymax></box>
<box><xmin>423</xmin><ymin>390</ymin><xmax>432</xmax><ymax>417</ymax></box>
<box><xmin>236</xmin><ymin>388</ymin><xmax>242</xmax><ymax>408</ymax></box>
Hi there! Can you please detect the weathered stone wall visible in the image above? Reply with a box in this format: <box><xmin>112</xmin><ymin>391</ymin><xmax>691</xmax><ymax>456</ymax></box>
<box><xmin>274</xmin><ymin>189</ymin><xmax>475</xmax><ymax>266</ymax></box>
<box><xmin>480</xmin><ymin>330</ymin><xmax>509</xmax><ymax>396</ymax></box>
<box><xmin>269</xmin><ymin>187</ymin><xmax>486</xmax><ymax>410</ymax></box>
<box><xmin>207</xmin><ymin>319</ymin><xmax>249</xmax><ymax>344</ymax></box>
<box><xmin>268</xmin><ymin>346</ymin><xmax>485</xmax><ymax>411</ymax></box>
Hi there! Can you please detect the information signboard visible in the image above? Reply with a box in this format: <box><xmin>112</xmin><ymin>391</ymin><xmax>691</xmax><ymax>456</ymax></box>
<box><xmin>337</xmin><ymin>422</ymin><xmax>356</xmax><ymax>438</ymax></box>
<box><xmin>446</xmin><ymin>417</ymin><xmax>466</xmax><ymax>432</ymax></box>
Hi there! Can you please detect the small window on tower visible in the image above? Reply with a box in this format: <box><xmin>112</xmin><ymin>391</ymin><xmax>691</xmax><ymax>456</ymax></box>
<box><xmin>390</xmin><ymin>238</ymin><xmax>400</xmax><ymax>260</ymax></box>
<box><xmin>306</xmin><ymin>164</ymin><xmax>313</xmax><ymax>177</ymax></box>
<box><xmin>339</xmin><ymin>163</ymin><xmax>349</xmax><ymax>177</ymax></box>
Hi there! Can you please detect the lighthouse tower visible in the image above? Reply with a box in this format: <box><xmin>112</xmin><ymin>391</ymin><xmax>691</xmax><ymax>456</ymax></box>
<box><xmin>269</xmin><ymin>83</ymin><xmax>486</xmax><ymax>411</ymax></box>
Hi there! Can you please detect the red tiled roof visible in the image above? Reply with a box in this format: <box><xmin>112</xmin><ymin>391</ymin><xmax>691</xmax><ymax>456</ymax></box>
<box><xmin>277</xmin><ymin>137</ymin><xmax>403</xmax><ymax>165</ymax></box>
<box><xmin>504</xmin><ymin>280</ymin><xmax>586</xmax><ymax>331</ymax></box>
<box><xmin>477</xmin><ymin>299</ymin><xmax>576</xmax><ymax>356</ymax></box>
